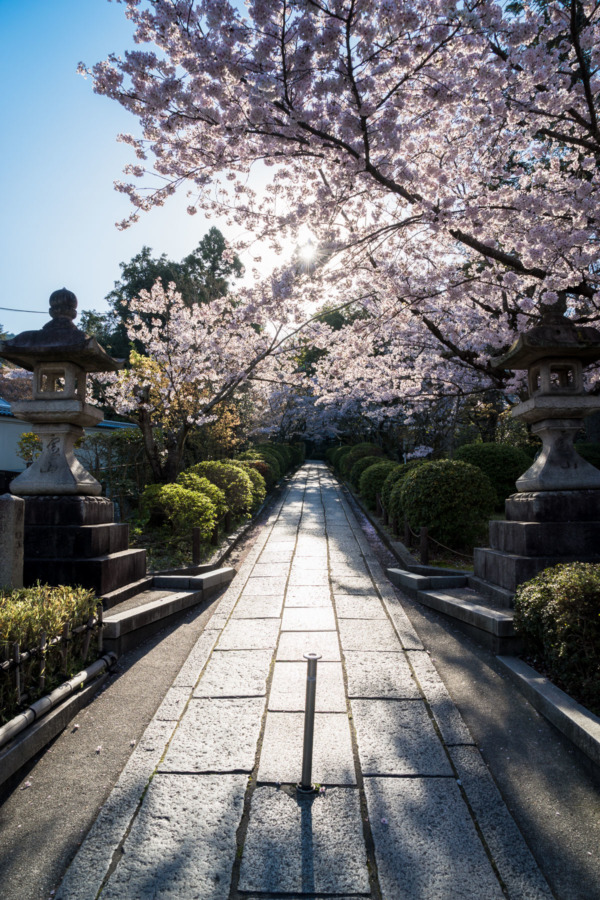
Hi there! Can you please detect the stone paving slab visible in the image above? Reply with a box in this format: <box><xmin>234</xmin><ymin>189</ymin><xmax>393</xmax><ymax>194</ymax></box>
<box><xmin>100</xmin><ymin>774</ymin><xmax>247</xmax><ymax>900</ymax></box>
<box><xmin>216</xmin><ymin>617</ymin><xmax>280</xmax><ymax>649</ymax></box>
<box><xmin>231</xmin><ymin>595</ymin><xmax>283</xmax><ymax>618</ymax></box>
<box><xmin>345</xmin><ymin>650</ymin><xmax>420</xmax><ymax>699</ymax></box>
<box><xmin>449</xmin><ymin>746</ymin><xmax>553</xmax><ymax>899</ymax></box>
<box><xmin>351</xmin><ymin>699</ymin><xmax>453</xmax><ymax>775</ymax></box>
<box><xmin>258</xmin><ymin>713</ymin><xmax>356</xmax><ymax>784</ymax></box>
<box><xmin>242</xmin><ymin>576</ymin><xmax>288</xmax><ymax>596</ymax></box>
<box><xmin>250</xmin><ymin>561</ymin><xmax>291</xmax><ymax>578</ymax></box>
<box><xmin>154</xmin><ymin>685</ymin><xmax>192</xmax><ymax>721</ymax></box>
<box><xmin>239</xmin><ymin>786</ymin><xmax>370</xmax><ymax>895</ymax></box>
<box><xmin>407</xmin><ymin>650</ymin><xmax>475</xmax><ymax>745</ymax></box>
<box><xmin>364</xmin><ymin>777</ymin><xmax>505</xmax><ymax>900</ymax></box>
<box><xmin>194</xmin><ymin>649</ymin><xmax>272</xmax><ymax>697</ymax></box>
<box><xmin>269</xmin><ymin>662</ymin><xmax>346</xmax><ymax>712</ymax></box>
<box><xmin>339</xmin><ymin>618</ymin><xmax>400</xmax><ymax>651</ymax></box>
<box><xmin>172</xmin><ymin>630</ymin><xmax>219</xmax><ymax>688</ymax></box>
<box><xmin>334</xmin><ymin>594</ymin><xmax>387</xmax><ymax>619</ymax></box>
<box><xmin>281</xmin><ymin>607</ymin><xmax>337</xmax><ymax>631</ymax></box>
<box><xmin>277</xmin><ymin>631</ymin><xmax>341</xmax><ymax>661</ymax></box>
<box><xmin>159</xmin><ymin>697</ymin><xmax>264</xmax><ymax>773</ymax></box>
<box><xmin>288</xmin><ymin>570</ymin><xmax>330</xmax><ymax>587</ymax></box>
<box><xmin>331</xmin><ymin>575</ymin><xmax>374</xmax><ymax>594</ymax></box>
<box><xmin>285</xmin><ymin>585</ymin><xmax>333</xmax><ymax>607</ymax></box>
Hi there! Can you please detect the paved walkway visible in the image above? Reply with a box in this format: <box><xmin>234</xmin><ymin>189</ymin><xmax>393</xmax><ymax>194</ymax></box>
<box><xmin>56</xmin><ymin>463</ymin><xmax>552</xmax><ymax>899</ymax></box>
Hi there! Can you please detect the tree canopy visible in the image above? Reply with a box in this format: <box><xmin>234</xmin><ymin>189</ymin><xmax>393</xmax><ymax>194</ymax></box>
<box><xmin>84</xmin><ymin>0</ymin><xmax>600</xmax><ymax>432</ymax></box>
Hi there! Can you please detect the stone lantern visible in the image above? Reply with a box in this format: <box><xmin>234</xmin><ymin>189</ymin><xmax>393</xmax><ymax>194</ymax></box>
<box><xmin>1</xmin><ymin>288</ymin><xmax>121</xmax><ymax>496</ymax></box>
<box><xmin>0</xmin><ymin>289</ymin><xmax>146</xmax><ymax>597</ymax></box>
<box><xmin>473</xmin><ymin>314</ymin><xmax>600</xmax><ymax>594</ymax></box>
<box><xmin>494</xmin><ymin>315</ymin><xmax>600</xmax><ymax>492</ymax></box>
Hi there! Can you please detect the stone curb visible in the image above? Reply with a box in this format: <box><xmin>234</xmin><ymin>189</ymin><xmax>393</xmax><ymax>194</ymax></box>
<box><xmin>0</xmin><ymin>671</ymin><xmax>110</xmax><ymax>790</ymax></box>
<box><xmin>497</xmin><ymin>656</ymin><xmax>600</xmax><ymax>770</ymax></box>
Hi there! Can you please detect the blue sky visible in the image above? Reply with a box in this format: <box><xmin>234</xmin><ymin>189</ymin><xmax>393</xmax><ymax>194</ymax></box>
<box><xmin>0</xmin><ymin>0</ymin><xmax>225</xmax><ymax>337</ymax></box>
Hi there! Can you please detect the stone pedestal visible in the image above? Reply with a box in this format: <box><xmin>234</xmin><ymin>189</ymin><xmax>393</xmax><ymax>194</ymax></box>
<box><xmin>23</xmin><ymin>496</ymin><xmax>146</xmax><ymax>597</ymax></box>
<box><xmin>474</xmin><ymin>490</ymin><xmax>600</xmax><ymax>594</ymax></box>
<box><xmin>0</xmin><ymin>494</ymin><xmax>25</xmax><ymax>589</ymax></box>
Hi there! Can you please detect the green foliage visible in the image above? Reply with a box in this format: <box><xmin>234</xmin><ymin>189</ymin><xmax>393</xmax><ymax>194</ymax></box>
<box><xmin>78</xmin><ymin>427</ymin><xmax>152</xmax><ymax>518</ymax></box>
<box><xmin>16</xmin><ymin>431</ymin><xmax>42</xmax><ymax>466</ymax></box>
<box><xmin>331</xmin><ymin>446</ymin><xmax>353</xmax><ymax>470</ymax></box>
<box><xmin>386</xmin><ymin>462</ymin><xmax>427</xmax><ymax>525</ymax></box>
<box><xmin>340</xmin><ymin>443</ymin><xmax>384</xmax><ymax>477</ymax></box>
<box><xmin>253</xmin><ymin>449</ymin><xmax>283</xmax><ymax>480</ymax></box>
<box><xmin>575</xmin><ymin>443</ymin><xmax>600</xmax><ymax>470</ymax></box>
<box><xmin>400</xmin><ymin>460</ymin><xmax>496</xmax><ymax>548</ymax></box>
<box><xmin>188</xmin><ymin>460</ymin><xmax>254</xmax><ymax>515</ymax></box>
<box><xmin>141</xmin><ymin>483</ymin><xmax>217</xmax><ymax>538</ymax></box>
<box><xmin>238</xmin><ymin>456</ymin><xmax>277</xmax><ymax>490</ymax></box>
<box><xmin>454</xmin><ymin>443</ymin><xmax>532</xmax><ymax>509</ymax></box>
<box><xmin>358</xmin><ymin>460</ymin><xmax>398</xmax><ymax>508</ymax></box>
<box><xmin>349</xmin><ymin>455</ymin><xmax>389</xmax><ymax>489</ymax></box>
<box><xmin>226</xmin><ymin>461</ymin><xmax>267</xmax><ymax>511</ymax></box>
<box><xmin>514</xmin><ymin>563</ymin><xmax>600</xmax><ymax>716</ymax></box>
<box><xmin>0</xmin><ymin>584</ymin><xmax>100</xmax><ymax>724</ymax></box>
<box><xmin>80</xmin><ymin>228</ymin><xmax>243</xmax><ymax>359</ymax></box>
<box><xmin>176</xmin><ymin>472</ymin><xmax>228</xmax><ymax>518</ymax></box>
<box><xmin>289</xmin><ymin>442</ymin><xmax>306</xmax><ymax>466</ymax></box>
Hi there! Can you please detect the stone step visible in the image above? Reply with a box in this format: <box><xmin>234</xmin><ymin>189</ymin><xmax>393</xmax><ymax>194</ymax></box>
<box><xmin>415</xmin><ymin>587</ymin><xmax>520</xmax><ymax>655</ymax></box>
<box><xmin>101</xmin><ymin>567</ymin><xmax>236</xmax><ymax>655</ymax></box>
<box><xmin>24</xmin><ymin>522</ymin><xmax>130</xmax><ymax>559</ymax></box>
<box><xmin>473</xmin><ymin>546</ymin><xmax>599</xmax><ymax>594</ymax></box>
<box><xmin>25</xmin><ymin>548</ymin><xmax>147</xmax><ymax>596</ymax></box>
<box><xmin>489</xmin><ymin>519</ymin><xmax>600</xmax><ymax>557</ymax></box>
<box><xmin>467</xmin><ymin>575</ymin><xmax>514</xmax><ymax>608</ymax></box>
<box><xmin>387</xmin><ymin>567</ymin><xmax>468</xmax><ymax>594</ymax></box>
<box><xmin>102</xmin><ymin>575</ymin><xmax>155</xmax><ymax>610</ymax></box>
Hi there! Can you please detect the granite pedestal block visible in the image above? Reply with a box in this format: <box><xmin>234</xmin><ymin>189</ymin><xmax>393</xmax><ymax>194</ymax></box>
<box><xmin>22</xmin><ymin>496</ymin><xmax>146</xmax><ymax>598</ymax></box>
<box><xmin>474</xmin><ymin>489</ymin><xmax>600</xmax><ymax>593</ymax></box>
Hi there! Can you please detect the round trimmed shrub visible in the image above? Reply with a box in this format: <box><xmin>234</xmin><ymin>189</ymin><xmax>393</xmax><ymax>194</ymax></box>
<box><xmin>349</xmin><ymin>455</ymin><xmax>390</xmax><ymax>489</ymax></box>
<box><xmin>385</xmin><ymin>461</ymin><xmax>428</xmax><ymax>525</ymax></box>
<box><xmin>240</xmin><ymin>457</ymin><xmax>277</xmax><ymax>490</ymax></box>
<box><xmin>340</xmin><ymin>443</ymin><xmax>384</xmax><ymax>477</ymax></box>
<box><xmin>176</xmin><ymin>472</ymin><xmax>228</xmax><ymax>518</ymax></box>
<box><xmin>454</xmin><ymin>443</ymin><xmax>532</xmax><ymax>509</ymax></box>
<box><xmin>331</xmin><ymin>446</ymin><xmax>352</xmax><ymax>471</ymax></box>
<box><xmin>189</xmin><ymin>461</ymin><xmax>254</xmax><ymax>515</ymax></box>
<box><xmin>326</xmin><ymin>446</ymin><xmax>338</xmax><ymax>464</ymax></box>
<box><xmin>290</xmin><ymin>441</ymin><xmax>306</xmax><ymax>465</ymax></box>
<box><xmin>514</xmin><ymin>563</ymin><xmax>600</xmax><ymax>716</ymax></box>
<box><xmin>358</xmin><ymin>460</ymin><xmax>398</xmax><ymax>509</ymax></box>
<box><xmin>227</xmin><ymin>460</ymin><xmax>267</xmax><ymax>510</ymax></box>
<box><xmin>140</xmin><ymin>483</ymin><xmax>217</xmax><ymax>539</ymax></box>
<box><xmin>400</xmin><ymin>460</ymin><xmax>496</xmax><ymax>548</ymax></box>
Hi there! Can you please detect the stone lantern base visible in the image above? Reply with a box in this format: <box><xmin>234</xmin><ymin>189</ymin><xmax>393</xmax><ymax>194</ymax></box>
<box><xmin>22</xmin><ymin>495</ymin><xmax>146</xmax><ymax>598</ymax></box>
<box><xmin>474</xmin><ymin>489</ymin><xmax>600</xmax><ymax>594</ymax></box>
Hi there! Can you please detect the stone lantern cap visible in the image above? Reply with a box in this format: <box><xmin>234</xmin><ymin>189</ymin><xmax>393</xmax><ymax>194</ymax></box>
<box><xmin>491</xmin><ymin>317</ymin><xmax>600</xmax><ymax>371</ymax></box>
<box><xmin>0</xmin><ymin>288</ymin><xmax>122</xmax><ymax>373</ymax></box>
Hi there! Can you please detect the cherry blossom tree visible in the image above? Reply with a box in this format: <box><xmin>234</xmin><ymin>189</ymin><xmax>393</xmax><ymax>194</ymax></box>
<box><xmin>85</xmin><ymin>0</ymin><xmax>600</xmax><ymax>422</ymax></box>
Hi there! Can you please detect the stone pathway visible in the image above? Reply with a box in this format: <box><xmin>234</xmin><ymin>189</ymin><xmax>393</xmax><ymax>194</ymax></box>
<box><xmin>56</xmin><ymin>463</ymin><xmax>552</xmax><ymax>899</ymax></box>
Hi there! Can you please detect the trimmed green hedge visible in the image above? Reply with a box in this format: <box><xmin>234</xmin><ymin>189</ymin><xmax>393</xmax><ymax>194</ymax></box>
<box><xmin>349</xmin><ymin>454</ymin><xmax>389</xmax><ymax>489</ymax></box>
<box><xmin>188</xmin><ymin>461</ymin><xmax>254</xmax><ymax>516</ymax></box>
<box><xmin>454</xmin><ymin>442</ymin><xmax>532</xmax><ymax>509</ymax></box>
<box><xmin>385</xmin><ymin>461</ymin><xmax>428</xmax><ymax>525</ymax></box>
<box><xmin>176</xmin><ymin>472</ymin><xmax>228</xmax><ymax>518</ymax></box>
<box><xmin>227</xmin><ymin>460</ymin><xmax>267</xmax><ymax>511</ymax></box>
<box><xmin>400</xmin><ymin>460</ymin><xmax>496</xmax><ymax>548</ymax></box>
<box><xmin>0</xmin><ymin>584</ymin><xmax>101</xmax><ymax>724</ymax></box>
<box><xmin>358</xmin><ymin>460</ymin><xmax>398</xmax><ymax>509</ymax></box>
<box><xmin>514</xmin><ymin>563</ymin><xmax>600</xmax><ymax>716</ymax></box>
<box><xmin>141</xmin><ymin>483</ymin><xmax>218</xmax><ymax>538</ymax></box>
<box><xmin>340</xmin><ymin>443</ymin><xmax>384</xmax><ymax>477</ymax></box>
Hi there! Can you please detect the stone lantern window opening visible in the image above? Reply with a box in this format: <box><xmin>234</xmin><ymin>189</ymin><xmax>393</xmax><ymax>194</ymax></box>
<box><xmin>34</xmin><ymin>361</ymin><xmax>87</xmax><ymax>402</ymax></box>
<box><xmin>528</xmin><ymin>358</ymin><xmax>581</xmax><ymax>397</ymax></box>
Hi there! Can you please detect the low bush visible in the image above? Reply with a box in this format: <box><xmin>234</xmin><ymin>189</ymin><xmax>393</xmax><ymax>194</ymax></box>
<box><xmin>189</xmin><ymin>461</ymin><xmax>254</xmax><ymax>515</ymax></box>
<box><xmin>358</xmin><ymin>460</ymin><xmax>398</xmax><ymax>508</ymax></box>
<box><xmin>454</xmin><ymin>443</ymin><xmax>532</xmax><ymax>509</ymax></box>
<box><xmin>331</xmin><ymin>446</ymin><xmax>352</xmax><ymax>470</ymax></box>
<box><xmin>240</xmin><ymin>457</ymin><xmax>277</xmax><ymax>490</ymax></box>
<box><xmin>141</xmin><ymin>483</ymin><xmax>217</xmax><ymax>539</ymax></box>
<box><xmin>400</xmin><ymin>460</ymin><xmax>496</xmax><ymax>548</ymax></box>
<box><xmin>227</xmin><ymin>460</ymin><xmax>267</xmax><ymax>511</ymax></box>
<box><xmin>340</xmin><ymin>443</ymin><xmax>385</xmax><ymax>477</ymax></box>
<box><xmin>385</xmin><ymin>462</ymin><xmax>427</xmax><ymax>526</ymax></box>
<box><xmin>289</xmin><ymin>442</ymin><xmax>306</xmax><ymax>466</ymax></box>
<box><xmin>514</xmin><ymin>563</ymin><xmax>600</xmax><ymax>716</ymax></box>
<box><xmin>0</xmin><ymin>584</ymin><xmax>100</xmax><ymax>724</ymax></box>
<box><xmin>349</xmin><ymin>455</ymin><xmax>390</xmax><ymax>489</ymax></box>
<box><xmin>176</xmin><ymin>472</ymin><xmax>228</xmax><ymax>518</ymax></box>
